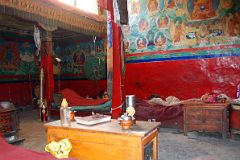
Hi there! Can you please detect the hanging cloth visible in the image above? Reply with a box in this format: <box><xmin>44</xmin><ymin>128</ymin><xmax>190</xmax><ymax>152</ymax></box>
<box><xmin>113</xmin><ymin>0</ymin><xmax>128</xmax><ymax>25</ymax></box>
<box><xmin>34</xmin><ymin>25</ymin><xmax>41</xmax><ymax>56</ymax></box>
<box><xmin>117</xmin><ymin>0</ymin><xmax>128</xmax><ymax>25</ymax></box>
<box><xmin>113</xmin><ymin>0</ymin><xmax>120</xmax><ymax>24</ymax></box>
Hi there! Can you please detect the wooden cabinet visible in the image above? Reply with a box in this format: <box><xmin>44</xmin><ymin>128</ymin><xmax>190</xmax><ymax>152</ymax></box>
<box><xmin>45</xmin><ymin>120</ymin><xmax>161</xmax><ymax>160</ymax></box>
<box><xmin>183</xmin><ymin>103</ymin><xmax>229</xmax><ymax>139</ymax></box>
<box><xmin>230</xmin><ymin>103</ymin><xmax>240</xmax><ymax>139</ymax></box>
<box><xmin>0</xmin><ymin>108</ymin><xmax>24</xmax><ymax>144</ymax></box>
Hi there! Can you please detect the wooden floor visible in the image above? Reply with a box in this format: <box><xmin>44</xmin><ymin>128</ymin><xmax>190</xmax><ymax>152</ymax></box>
<box><xmin>18</xmin><ymin>109</ymin><xmax>240</xmax><ymax>160</ymax></box>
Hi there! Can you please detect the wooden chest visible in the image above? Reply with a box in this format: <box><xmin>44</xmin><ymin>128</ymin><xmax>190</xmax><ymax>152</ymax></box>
<box><xmin>183</xmin><ymin>103</ymin><xmax>229</xmax><ymax>139</ymax></box>
<box><xmin>0</xmin><ymin>108</ymin><xmax>19</xmax><ymax>133</ymax></box>
<box><xmin>45</xmin><ymin>120</ymin><xmax>161</xmax><ymax>160</ymax></box>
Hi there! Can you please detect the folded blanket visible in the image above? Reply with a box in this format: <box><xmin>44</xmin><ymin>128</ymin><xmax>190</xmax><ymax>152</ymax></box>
<box><xmin>148</xmin><ymin>96</ymin><xmax>181</xmax><ymax>106</ymax></box>
<box><xmin>135</xmin><ymin>99</ymin><xmax>183</xmax><ymax>121</ymax></box>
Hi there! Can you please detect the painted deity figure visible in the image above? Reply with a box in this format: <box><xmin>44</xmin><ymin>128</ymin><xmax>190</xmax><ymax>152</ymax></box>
<box><xmin>169</xmin><ymin>17</ymin><xmax>187</xmax><ymax>46</ymax></box>
<box><xmin>5</xmin><ymin>49</ymin><xmax>14</xmax><ymax>65</ymax></box>
<box><xmin>73</xmin><ymin>45</ymin><xmax>85</xmax><ymax>65</ymax></box>
<box><xmin>173</xmin><ymin>21</ymin><xmax>181</xmax><ymax>42</ymax></box>
<box><xmin>20</xmin><ymin>42</ymin><xmax>34</xmax><ymax>63</ymax></box>
<box><xmin>222</xmin><ymin>12</ymin><xmax>240</xmax><ymax>37</ymax></box>
<box><xmin>96</xmin><ymin>45</ymin><xmax>102</xmax><ymax>53</ymax></box>
<box><xmin>3</xmin><ymin>43</ymin><xmax>19</xmax><ymax>70</ymax></box>
<box><xmin>191</xmin><ymin>0</ymin><xmax>217</xmax><ymax>20</ymax></box>
<box><xmin>129</xmin><ymin>0</ymin><xmax>140</xmax><ymax>16</ymax></box>
<box><xmin>139</xmin><ymin>19</ymin><xmax>149</xmax><ymax>32</ymax></box>
<box><xmin>123</xmin><ymin>40</ymin><xmax>130</xmax><ymax>51</ymax></box>
<box><xmin>157</xmin><ymin>15</ymin><xmax>169</xmax><ymax>29</ymax></box>
<box><xmin>148</xmin><ymin>0</ymin><xmax>158</xmax><ymax>13</ymax></box>
<box><xmin>137</xmin><ymin>37</ymin><xmax>147</xmax><ymax>49</ymax></box>
<box><xmin>74</xmin><ymin>52</ymin><xmax>85</xmax><ymax>65</ymax></box>
<box><xmin>198</xmin><ymin>23</ymin><xmax>209</xmax><ymax>38</ymax></box>
<box><xmin>170</xmin><ymin>19</ymin><xmax>185</xmax><ymax>44</ymax></box>
<box><xmin>155</xmin><ymin>33</ymin><xmax>166</xmax><ymax>47</ymax></box>
<box><xmin>220</xmin><ymin>0</ymin><xmax>233</xmax><ymax>9</ymax></box>
<box><xmin>197</xmin><ymin>23</ymin><xmax>210</xmax><ymax>45</ymax></box>
<box><xmin>164</xmin><ymin>0</ymin><xmax>176</xmax><ymax>8</ymax></box>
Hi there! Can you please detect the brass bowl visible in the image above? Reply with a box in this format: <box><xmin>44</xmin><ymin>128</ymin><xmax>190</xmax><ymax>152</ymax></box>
<box><xmin>119</xmin><ymin>120</ymin><xmax>133</xmax><ymax>129</ymax></box>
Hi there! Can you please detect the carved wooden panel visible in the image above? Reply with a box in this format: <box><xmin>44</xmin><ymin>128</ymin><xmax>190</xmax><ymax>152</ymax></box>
<box><xmin>183</xmin><ymin>103</ymin><xmax>228</xmax><ymax>139</ymax></box>
<box><xmin>205</xmin><ymin>109</ymin><xmax>222</xmax><ymax>124</ymax></box>
<box><xmin>185</xmin><ymin>108</ymin><xmax>202</xmax><ymax>124</ymax></box>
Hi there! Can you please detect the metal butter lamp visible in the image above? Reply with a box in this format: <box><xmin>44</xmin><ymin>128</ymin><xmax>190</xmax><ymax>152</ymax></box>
<box><xmin>125</xmin><ymin>95</ymin><xmax>136</xmax><ymax>118</ymax></box>
<box><xmin>119</xmin><ymin>95</ymin><xmax>136</xmax><ymax>129</ymax></box>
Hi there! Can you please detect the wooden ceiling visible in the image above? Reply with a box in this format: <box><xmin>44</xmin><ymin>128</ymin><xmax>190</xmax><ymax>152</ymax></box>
<box><xmin>0</xmin><ymin>15</ymin><xmax>102</xmax><ymax>45</ymax></box>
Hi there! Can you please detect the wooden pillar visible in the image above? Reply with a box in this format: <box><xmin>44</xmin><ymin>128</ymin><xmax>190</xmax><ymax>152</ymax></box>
<box><xmin>108</xmin><ymin>0</ymin><xmax>123</xmax><ymax>118</ymax></box>
<box><xmin>40</xmin><ymin>30</ymin><xmax>54</xmax><ymax>121</ymax></box>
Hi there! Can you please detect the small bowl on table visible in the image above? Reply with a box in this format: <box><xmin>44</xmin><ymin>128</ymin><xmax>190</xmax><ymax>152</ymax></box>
<box><xmin>119</xmin><ymin>119</ymin><xmax>133</xmax><ymax>129</ymax></box>
<box><xmin>118</xmin><ymin>113</ymin><xmax>133</xmax><ymax>129</ymax></box>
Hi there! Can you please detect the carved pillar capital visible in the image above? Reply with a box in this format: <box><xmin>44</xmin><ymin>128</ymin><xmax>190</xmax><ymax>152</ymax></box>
<box><xmin>41</xmin><ymin>30</ymin><xmax>54</xmax><ymax>56</ymax></box>
<box><xmin>42</xmin><ymin>30</ymin><xmax>52</xmax><ymax>42</ymax></box>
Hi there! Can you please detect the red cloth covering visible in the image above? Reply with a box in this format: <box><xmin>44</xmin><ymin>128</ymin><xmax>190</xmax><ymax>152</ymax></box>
<box><xmin>40</xmin><ymin>54</ymin><xmax>54</xmax><ymax>105</ymax></box>
<box><xmin>59</xmin><ymin>88</ymin><xmax>108</xmax><ymax>106</ymax></box>
<box><xmin>134</xmin><ymin>99</ymin><xmax>183</xmax><ymax>121</ymax></box>
<box><xmin>0</xmin><ymin>134</ymin><xmax>77</xmax><ymax>160</ymax></box>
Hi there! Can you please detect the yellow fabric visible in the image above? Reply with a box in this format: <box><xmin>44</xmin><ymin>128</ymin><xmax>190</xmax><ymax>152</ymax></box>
<box><xmin>45</xmin><ymin>139</ymin><xmax>72</xmax><ymax>159</ymax></box>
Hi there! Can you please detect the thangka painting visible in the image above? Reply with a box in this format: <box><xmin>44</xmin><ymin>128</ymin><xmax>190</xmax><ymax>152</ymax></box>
<box><xmin>123</xmin><ymin>0</ymin><xmax>240</xmax><ymax>60</ymax></box>
<box><xmin>54</xmin><ymin>40</ymin><xmax>106</xmax><ymax>80</ymax></box>
<box><xmin>0</xmin><ymin>39</ymin><xmax>39</xmax><ymax>76</ymax></box>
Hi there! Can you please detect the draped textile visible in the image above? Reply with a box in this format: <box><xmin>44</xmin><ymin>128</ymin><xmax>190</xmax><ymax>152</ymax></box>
<box><xmin>0</xmin><ymin>134</ymin><xmax>77</xmax><ymax>160</ymax></box>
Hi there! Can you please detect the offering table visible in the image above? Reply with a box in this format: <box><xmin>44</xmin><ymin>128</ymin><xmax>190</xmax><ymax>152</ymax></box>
<box><xmin>45</xmin><ymin>120</ymin><xmax>161</xmax><ymax>160</ymax></box>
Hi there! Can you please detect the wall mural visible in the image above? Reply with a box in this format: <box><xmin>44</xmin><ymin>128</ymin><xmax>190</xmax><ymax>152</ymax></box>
<box><xmin>0</xmin><ymin>37</ymin><xmax>106</xmax><ymax>81</ymax></box>
<box><xmin>0</xmin><ymin>39</ymin><xmax>39</xmax><ymax>76</ymax></box>
<box><xmin>54</xmin><ymin>40</ymin><xmax>106</xmax><ymax>80</ymax></box>
<box><xmin>123</xmin><ymin>0</ymin><xmax>240</xmax><ymax>61</ymax></box>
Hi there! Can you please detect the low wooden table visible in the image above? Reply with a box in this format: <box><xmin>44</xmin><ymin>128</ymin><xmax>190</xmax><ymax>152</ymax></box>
<box><xmin>45</xmin><ymin>120</ymin><xmax>161</xmax><ymax>160</ymax></box>
<box><xmin>183</xmin><ymin>103</ymin><xmax>229</xmax><ymax>139</ymax></box>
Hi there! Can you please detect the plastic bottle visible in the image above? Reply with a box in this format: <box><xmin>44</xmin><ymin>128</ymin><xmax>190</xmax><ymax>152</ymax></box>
<box><xmin>60</xmin><ymin>98</ymin><xmax>71</xmax><ymax>127</ymax></box>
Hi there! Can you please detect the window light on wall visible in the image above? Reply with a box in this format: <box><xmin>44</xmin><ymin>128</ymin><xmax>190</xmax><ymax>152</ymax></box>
<box><xmin>57</xmin><ymin>0</ymin><xmax>98</xmax><ymax>15</ymax></box>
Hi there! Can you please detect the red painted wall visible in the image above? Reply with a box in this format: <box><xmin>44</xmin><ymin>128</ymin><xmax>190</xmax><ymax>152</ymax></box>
<box><xmin>0</xmin><ymin>80</ymin><xmax>107</xmax><ymax>107</ymax></box>
<box><xmin>0</xmin><ymin>82</ymin><xmax>33</xmax><ymax>107</ymax></box>
<box><xmin>125</xmin><ymin>56</ymin><xmax>240</xmax><ymax>100</ymax></box>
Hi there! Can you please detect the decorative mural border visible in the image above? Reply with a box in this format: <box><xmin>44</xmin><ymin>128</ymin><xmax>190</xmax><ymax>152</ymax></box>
<box><xmin>126</xmin><ymin>44</ymin><xmax>240</xmax><ymax>63</ymax></box>
<box><xmin>0</xmin><ymin>74</ymin><xmax>38</xmax><ymax>83</ymax></box>
<box><xmin>0</xmin><ymin>74</ymin><xmax>107</xmax><ymax>83</ymax></box>
<box><xmin>126</xmin><ymin>52</ymin><xmax>240</xmax><ymax>63</ymax></box>
<box><xmin>126</xmin><ymin>44</ymin><xmax>240</xmax><ymax>57</ymax></box>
